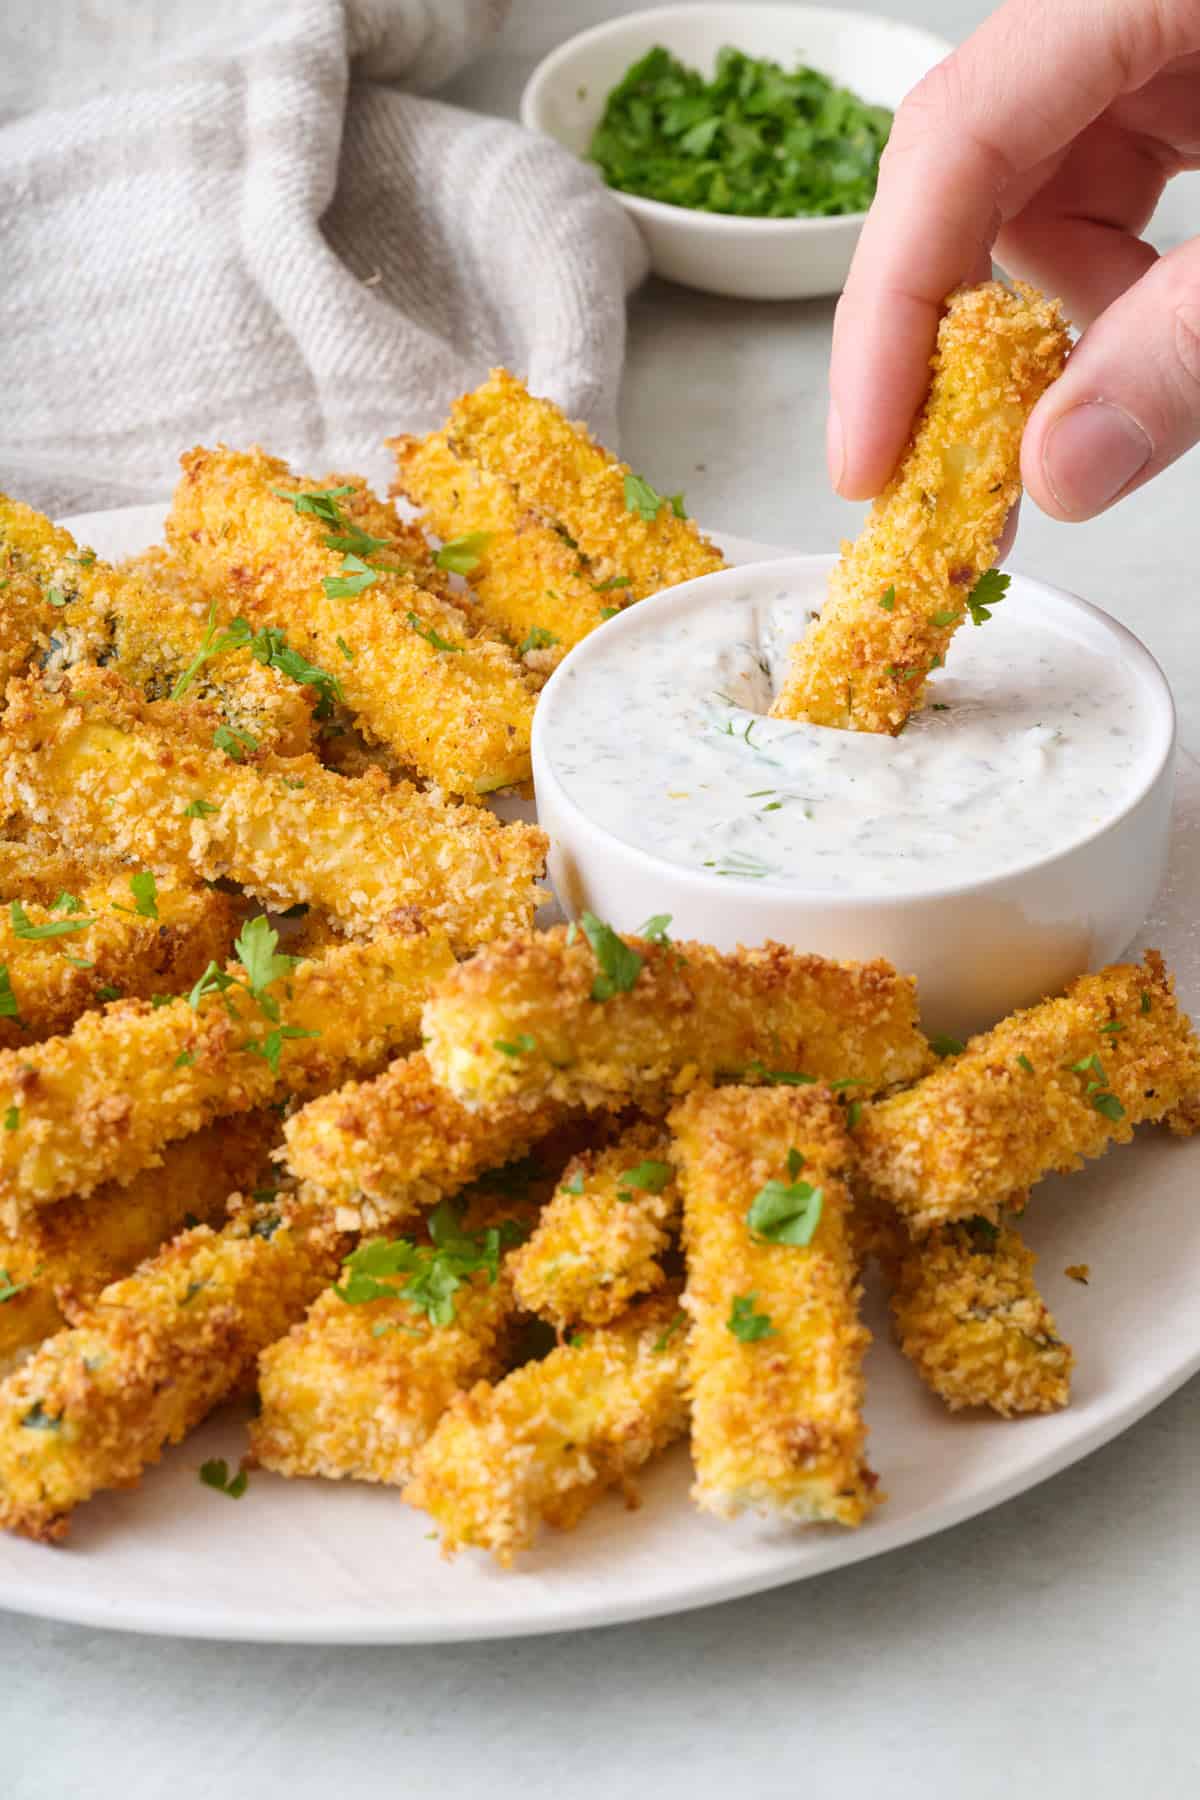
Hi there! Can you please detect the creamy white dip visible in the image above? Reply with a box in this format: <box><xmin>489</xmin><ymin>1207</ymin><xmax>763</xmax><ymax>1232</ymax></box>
<box><xmin>541</xmin><ymin>580</ymin><xmax>1159</xmax><ymax>897</ymax></box>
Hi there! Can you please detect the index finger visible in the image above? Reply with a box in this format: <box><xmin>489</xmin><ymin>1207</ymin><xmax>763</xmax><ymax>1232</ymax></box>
<box><xmin>829</xmin><ymin>0</ymin><xmax>1180</xmax><ymax>499</ymax></box>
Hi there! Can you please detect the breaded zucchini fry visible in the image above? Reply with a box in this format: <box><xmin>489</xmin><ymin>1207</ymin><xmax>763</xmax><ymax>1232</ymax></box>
<box><xmin>167</xmin><ymin>446</ymin><xmax>535</xmax><ymax>797</ymax></box>
<box><xmin>0</xmin><ymin>923</ymin><xmax>453</xmax><ymax>1219</ymax></box>
<box><xmin>0</xmin><ymin>668</ymin><xmax>547</xmax><ymax>948</ymax></box>
<box><xmin>771</xmin><ymin>283</ymin><xmax>1069</xmax><ymax>733</ymax></box>
<box><xmin>0</xmin><ymin>1192</ymin><xmax>345</xmax><ymax>1541</ymax></box>
<box><xmin>878</xmin><ymin>1210</ymin><xmax>1073</xmax><ymax>1415</ymax></box>
<box><xmin>282</xmin><ymin>1050</ymin><xmax>574</xmax><ymax>1229</ymax></box>
<box><xmin>391</xmin><ymin>432</ymin><xmax>623</xmax><ymax>663</ymax></box>
<box><xmin>421</xmin><ymin>921</ymin><xmax>932</xmax><ymax>1111</ymax></box>
<box><xmin>0</xmin><ymin>838</ymin><xmax>131</xmax><ymax>907</ymax></box>
<box><xmin>405</xmin><ymin>1290</ymin><xmax>689</xmax><ymax>1564</ymax></box>
<box><xmin>422</xmin><ymin>368</ymin><xmax>724</xmax><ymax>598</ymax></box>
<box><xmin>250</xmin><ymin>1185</ymin><xmax>540</xmax><ymax>1487</ymax></box>
<box><xmin>509</xmin><ymin>1120</ymin><xmax>678</xmax><ymax>1328</ymax></box>
<box><xmin>0</xmin><ymin>1114</ymin><xmax>279</xmax><ymax>1372</ymax></box>
<box><xmin>671</xmin><ymin>1085</ymin><xmax>877</xmax><ymax>1525</ymax></box>
<box><xmin>0</xmin><ymin>496</ymin><xmax>109</xmax><ymax>686</ymax></box>
<box><xmin>858</xmin><ymin>951</ymin><xmax>1200</xmax><ymax>1234</ymax></box>
<box><xmin>0</xmin><ymin>871</ymin><xmax>239</xmax><ymax>1050</ymax></box>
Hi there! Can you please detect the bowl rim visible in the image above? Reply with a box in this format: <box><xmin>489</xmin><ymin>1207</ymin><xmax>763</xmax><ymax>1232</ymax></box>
<box><xmin>531</xmin><ymin>551</ymin><xmax>1178</xmax><ymax>911</ymax></box>
<box><xmin>518</xmin><ymin>2</ymin><xmax>953</xmax><ymax>236</ymax></box>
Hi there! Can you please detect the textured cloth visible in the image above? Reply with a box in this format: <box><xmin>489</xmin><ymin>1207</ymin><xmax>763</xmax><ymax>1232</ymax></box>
<box><xmin>0</xmin><ymin>0</ymin><xmax>648</xmax><ymax>516</ymax></box>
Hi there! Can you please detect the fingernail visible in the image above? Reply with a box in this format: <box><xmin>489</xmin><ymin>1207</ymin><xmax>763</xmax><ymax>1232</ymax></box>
<box><xmin>1042</xmin><ymin>402</ymin><xmax>1152</xmax><ymax>518</ymax></box>
<box><xmin>827</xmin><ymin>400</ymin><xmax>845</xmax><ymax>490</ymax></box>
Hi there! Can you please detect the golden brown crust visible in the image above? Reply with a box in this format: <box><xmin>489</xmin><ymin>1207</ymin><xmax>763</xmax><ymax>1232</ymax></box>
<box><xmin>671</xmin><ymin>1085</ymin><xmax>878</xmax><ymax>1525</ymax></box>
<box><xmin>772</xmin><ymin>282</ymin><xmax>1070</xmax><ymax>733</ymax></box>
<box><xmin>421</xmin><ymin>924</ymin><xmax>932</xmax><ymax>1111</ymax></box>
<box><xmin>858</xmin><ymin>951</ymin><xmax>1200</xmax><ymax>1233</ymax></box>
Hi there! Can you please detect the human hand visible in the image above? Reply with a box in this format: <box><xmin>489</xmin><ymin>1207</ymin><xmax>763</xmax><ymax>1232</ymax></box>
<box><xmin>829</xmin><ymin>0</ymin><xmax>1200</xmax><ymax>521</ymax></box>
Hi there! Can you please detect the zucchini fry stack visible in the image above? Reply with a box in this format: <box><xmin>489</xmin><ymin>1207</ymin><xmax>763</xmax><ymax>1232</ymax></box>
<box><xmin>391</xmin><ymin>368</ymin><xmax>724</xmax><ymax>667</ymax></box>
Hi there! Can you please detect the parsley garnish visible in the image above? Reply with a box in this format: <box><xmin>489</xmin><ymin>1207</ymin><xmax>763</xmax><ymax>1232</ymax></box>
<box><xmin>323</xmin><ymin>522</ymin><xmax>390</xmax><ymax>558</ymax></box>
<box><xmin>174</xmin><ymin>1050</ymin><xmax>195</xmax><ymax>1069</ymax></box>
<box><xmin>129</xmin><ymin>871</ymin><xmax>158</xmax><ymax>920</ymax></box>
<box><xmin>247</xmin><ymin>627</ymin><xmax>343</xmax><ymax>717</ymax></box>
<box><xmin>1099</xmin><ymin>1021</ymin><xmax>1125</xmax><ymax>1035</ymax></box>
<box><xmin>1141</xmin><ymin>991</ymin><xmax>1152</xmax><ymax>1015</ymax></box>
<box><xmin>234</xmin><ymin>915</ymin><xmax>298</xmax><ymax>1017</ymax></box>
<box><xmin>966</xmin><ymin>568</ymin><xmax>1009</xmax><ymax>626</ymax></box>
<box><xmin>636</xmin><ymin>913</ymin><xmax>672</xmax><ymax>942</ymax></box>
<box><xmin>0</xmin><ymin>966</ymin><xmax>19</xmax><ymax>1021</ymax></box>
<box><xmin>96</xmin><ymin>984</ymin><xmax>121</xmax><ymax>1003</ymax></box>
<box><xmin>47</xmin><ymin>585</ymin><xmax>68</xmax><ymax>607</ymax></box>
<box><xmin>1017</xmin><ymin>1053</ymin><xmax>1035</xmax><ymax>1073</ymax></box>
<box><xmin>519</xmin><ymin>626</ymin><xmax>559</xmax><ymax>655</ymax></box>
<box><xmin>580</xmin><ymin>911</ymin><xmax>643</xmax><ymax>1001</ymax></box>
<box><xmin>273</xmin><ymin>484</ymin><xmax>356</xmax><ymax>523</ymax></box>
<box><xmin>1063</xmin><ymin>1051</ymin><xmax>1126</xmax><ymax>1121</ymax></box>
<box><xmin>323</xmin><ymin>553</ymin><xmax>377</xmax><ymax>600</ymax></box>
<box><xmin>407</xmin><ymin>611</ymin><xmax>462</xmax><ymax>654</ymax></box>
<box><xmin>494</xmin><ymin>1034</ymin><xmax>537</xmax><ymax>1057</ymax></box>
<box><xmin>335</xmin><ymin>635</ymin><xmax>354</xmax><ymax>662</ymax></box>
<box><xmin>50</xmin><ymin>892</ymin><xmax>82</xmax><ymax>915</ymax></box>
<box><xmin>727</xmin><ymin>1294</ymin><xmax>774</xmax><ymax>1342</ymax></box>
<box><xmin>199</xmin><ymin>1458</ymin><xmax>248</xmax><ymax>1499</ymax></box>
<box><xmin>10</xmin><ymin>900</ymin><xmax>95</xmax><ymax>940</ymax></box>
<box><xmin>0</xmin><ymin>1265</ymin><xmax>35</xmax><ymax>1302</ymax></box>
<box><xmin>170</xmin><ymin>605</ymin><xmax>254</xmax><ymax>700</ymax></box>
<box><xmin>846</xmin><ymin>1099</ymin><xmax>863</xmax><ymax>1130</ymax></box>
<box><xmin>623</xmin><ymin>472</ymin><xmax>685</xmax><ymax>523</ymax></box>
<box><xmin>592</xmin><ymin>574</ymin><xmax>631</xmax><ymax>593</ymax></box>
<box><xmin>434</xmin><ymin>532</ymin><xmax>491</xmax><ymax>575</ymax></box>
<box><xmin>653</xmin><ymin>1311</ymin><xmax>687</xmax><ymax>1353</ymax></box>
<box><xmin>930</xmin><ymin>609</ymin><xmax>961</xmax><ymax>628</ymax></box>
<box><xmin>3</xmin><ymin>1106</ymin><xmax>18</xmax><ymax>1131</ymax></box>
<box><xmin>243</xmin><ymin>1025</ymin><xmax>319</xmax><ymax>1076</ymax></box>
<box><xmin>616</xmin><ymin>1160</ymin><xmax>672</xmax><ymax>1204</ymax></box>
<box><xmin>213</xmin><ymin>723</ymin><xmax>258</xmax><ymax>762</ymax></box>
<box><xmin>745</xmin><ymin>1060</ymin><xmax>815</xmax><ymax>1086</ymax></box>
<box><xmin>878</xmin><ymin>585</ymin><xmax>895</xmax><ymax>611</ymax></box>
<box><xmin>184</xmin><ymin>797</ymin><xmax>220</xmax><ymax>818</ymax></box>
<box><xmin>746</xmin><ymin>1161</ymin><xmax>824</xmax><ymax>1245</ymax></box>
<box><xmin>334</xmin><ymin>1203</ymin><xmax>526</xmax><ymax>1326</ymax></box>
<box><xmin>930</xmin><ymin>1034</ymin><xmax>965</xmax><ymax>1058</ymax></box>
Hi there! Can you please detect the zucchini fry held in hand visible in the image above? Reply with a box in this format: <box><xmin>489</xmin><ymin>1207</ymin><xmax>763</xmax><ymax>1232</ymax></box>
<box><xmin>671</xmin><ymin>1085</ymin><xmax>877</xmax><ymax>1525</ymax></box>
<box><xmin>873</xmin><ymin>1209</ymin><xmax>1073</xmax><ymax>1416</ymax></box>
<box><xmin>251</xmin><ymin>1184</ymin><xmax>541</xmax><ymax>1488</ymax></box>
<box><xmin>420</xmin><ymin>918</ymin><xmax>932</xmax><ymax>1110</ymax></box>
<box><xmin>858</xmin><ymin>951</ymin><xmax>1200</xmax><ymax>1235</ymax></box>
<box><xmin>0</xmin><ymin>1191</ymin><xmax>345</xmax><ymax>1542</ymax></box>
<box><xmin>0</xmin><ymin>1114</ymin><xmax>279</xmax><ymax>1373</ymax></box>
<box><xmin>0</xmin><ymin>869</ymin><xmax>238</xmax><ymax>1050</ymax></box>
<box><xmin>391</xmin><ymin>369</ymin><xmax>724</xmax><ymax>663</ymax></box>
<box><xmin>405</xmin><ymin>1290</ymin><xmax>689</xmax><ymax>1564</ymax></box>
<box><xmin>0</xmin><ymin>919</ymin><xmax>453</xmax><ymax>1218</ymax></box>
<box><xmin>772</xmin><ymin>282</ymin><xmax>1069</xmax><ymax>733</ymax></box>
<box><xmin>282</xmin><ymin>1050</ymin><xmax>576</xmax><ymax>1229</ymax></box>
<box><xmin>167</xmin><ymin>447</ymin><xmax>535</xmax><ymax>798</ymax></box>
<box><xmin>0</xmin><ymin>668</ymin><xmax>547</xmax><ymax>948</ymax></box>
<box><xmin>509</xmin><ymin>1121</ymin><xmax>679</xmax><ymax>1329</ymax></box>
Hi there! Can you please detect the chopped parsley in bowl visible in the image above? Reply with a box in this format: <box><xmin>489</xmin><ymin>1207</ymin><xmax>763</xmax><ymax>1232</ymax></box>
<box><xmin>588</xmin><ymin>45</ymin><xmax>891</xmax><ymax>219</ymax></box>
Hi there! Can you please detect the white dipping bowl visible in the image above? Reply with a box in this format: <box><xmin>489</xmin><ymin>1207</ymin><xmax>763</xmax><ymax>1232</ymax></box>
<box><xmin>533</xmin><ymin>556</ymin><xmax>1176</xmax><ymax>1040</ymax></box>
<box><xmin>519</xmin><ymin>4</ymin><xmax>950</xmax><ymax>300</ymax></box>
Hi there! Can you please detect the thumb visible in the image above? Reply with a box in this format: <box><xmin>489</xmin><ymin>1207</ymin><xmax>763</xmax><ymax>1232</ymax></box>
<box><xmin>1022</xmin><ymin>238</ymin><xmax>1200</xmax><ymax>521</ymax></box>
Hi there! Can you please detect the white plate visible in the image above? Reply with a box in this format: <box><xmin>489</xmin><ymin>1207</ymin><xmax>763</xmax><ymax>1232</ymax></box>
<box><xmin>0</xmin><ymin>504</ymin><xmax>1197</xmax><ymax>1644</ymax></box>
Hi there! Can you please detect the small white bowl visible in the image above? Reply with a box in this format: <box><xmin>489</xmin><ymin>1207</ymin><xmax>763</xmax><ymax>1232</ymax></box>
<box><xmin>532</xmin><ymin>556</ymin><xmax>1176</xmax><ymax>1039</ymax></box>
<box><xmin>519</xmin><ymin>3</ymin><xmax>950</xmax><ymax>300</ymax></box>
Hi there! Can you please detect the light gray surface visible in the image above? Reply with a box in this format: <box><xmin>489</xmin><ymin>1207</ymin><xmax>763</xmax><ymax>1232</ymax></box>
<box><xmin>5</xmin><ymin>1</ymin><xmax>1200</xmax><ymax>1792</ymax></box>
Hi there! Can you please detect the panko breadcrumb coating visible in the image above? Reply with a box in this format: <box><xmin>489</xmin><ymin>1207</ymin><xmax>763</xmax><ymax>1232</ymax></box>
<box><xmin>509</xmin><ymin>1120</ymin><xmax>678</xmax><ymax>1329</ymax></box>
<box><xmin>405</xmin><ymin>1290</ymin><xmax>689</xmax><ymax>1564</ymax></box>
<box><xmin>671</xmin><ymin>1085</ymin><xmax>877</xmax><ymax>1525</ymax></box>
<box><xmin>880</xmin><ymin>1212</ymin><xmax>1073</xmax><ymax>1415</ymax></box>
<box><xmin>858</xmin><ymin>951</ymin><xmax>1200</xmax><ymax>1234</ymax></box>
<box><xmin>0</xmin><ymin>496</ymin><xmax>110</xmax><ymax>689</ymax></box>
<box><xmin>0</xmin><ymin>1114</ymin><xmax>279</xmax><ymax>1373</ymax></box>
<box><xmin>250</xmin><ymin>1185</ymin><xmax>542</xmax><ymax>1488</ymax></box>
<box><xmin>421</xmin><ymin>922</ymin><xmax>932</xmax><ymax>1111</ymax></box>
<box><xmin>424</xmin><ymin>368</ymin><xmax>725</xmax><ymax>600</ymax></box>
<box><xmin>0</xmin><ymin>1192</ymin><xmax>345</xmax><ymax>1542</ymax></box>
<box><xmin>771</xmin><ymin>282</ymin><xmax>1069</xmax><ymax>733</ymax></box>
<box><xmin>0</xmin><ymin>667</ymin><xmax>547</xmax><ymax>949</ymax></box>
<box><xmin>0</xmin><ymin>871</ymin><xmax>239</xmax><ymax>1050</ymax></box>
<box><xmin>167</xmin><ymin>446</ymin><xmax>535</xmax><ymax>798</ymax></box>
<box><xmin>0</xmin><ymin>926</ymin><xmax>453</xmax><ymax>1220</ymax></box>
<box><xmin>282</xmin><ymin>1050</ymin><xmax>577</xmax><ymax>1229</ymax></box>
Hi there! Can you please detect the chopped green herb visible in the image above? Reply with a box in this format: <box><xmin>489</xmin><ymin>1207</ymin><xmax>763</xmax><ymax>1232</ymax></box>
<box><xmin>334</xmin><ymin>1204</ymin><xmax>526</xmax><ymax>1326</ymax></box>
<box><xmin>0</xmin><ymin>1265</ymin><xmax>35</xmax><ymax>1303</ymax></box>
<box><xmin>47</xmin><ymin>585</ymin><xmax>68</xmax><ymax>607</ymax></box>
<box><xmin>745</xmin><ymin>1060</ymin><xmax>814</xmax><ymax>1086</ymax></box>
<box><xmin>129</xmin><ymin>870</ymin><xmax>158</xmax><ymax>920</ymax></box>
<box><xmin>322</xmin><ymin>552</ymin><xmax>378</xmax><ymax>600</ymax></box>
<box><xmin>580</xmin><ymin>911</ymin><xmax>643</xmax><ymax>1001</ymax></box>
<box><xmin>244</xmin><ymin>1024</ymin><xmax>319</xmax><ymax>1077</ymax></box>
<box><xmin>599</xmin><ymin>606</ymin><xmax>620</xmax><ymax>620</ymax></box>
<box><xmin>636</xmin><ymin>913</ymin><xmax>672</xmax><ymax>942</ymax></box>
<box><xmin>878</xmin><ymin>585</ymin><xmax>895</xmax><ymax>611</ymax></box>
<box><xmin>654</xmin><ymin>1311</ymin><xmax>687</xmax><ymax>1353</ymax></box>
<box><xmin>335</xmin><ymin>635</ymin><xmax>354</xmax><ymax>662</ymax></box>
<box><xmin>434</xmin><ymin>532</ymin><xmax>491</xmax><ymax>575</ymax></box>
<box><xmin>590</xmin><ymin>45</ymin><xmax>891</xmax><ymax>219</ymax></box>
<box><xmin>966</xmin><ymin>568</ymin><xmax>1009</xmax><ymax>626</ymax></box>
<box><xmin>73</xmin><ymin>550</ymin><xmax>96</xmax><ymax>567</ymax></box>
<box><xmin>494</xmin><ymin>1034</ymin><xmax>537</xmax><ymax>1057</ymax></box>
<box><xmin>930</xmin><ymin>609</ymin><xmax>962</xmax><ymax>629</ymax></box>
<box><xmin>746</xmin><ymin>1168</ymin><xmax>824</xmax><ymax>1245</ymax></box>
<box><xmin>184</xmin><ymin>797</ymin><xmax>220</xmax><ymax>818</ymax></box>
<box><xmin>931</xmin><ymin>1034</ymin><xmax>965</xmax><ymax>1058</ymax></box>
<box><xmin>169</xmin><ymin>604</ymin><xmax>254</xmax><ymax>700</ymax></box>
<box><xmin>3</xmin><ymin>1107</ymin><xmax>17</xmax><ymax>1132</ymax></box>
<box><xmin>1017</xmin><ymin>1053</ymin><xmax>1035</xmax><ymax>1073</ymax></box>
<box><xmin>1090</xmin><ymin>1091</ymin><xmax>1126</xmax><ymax>1122</ymax></box>
<box><xmin>561</xmin><ymin>1171</ymin><xmax>586</xmax><ymax>1196</ymax></box>
<box><xmin>273</xmin><ymin>484</ymin><xmax>355</xmax><ymax>523</ymax></box>
<box><xmin>407</xmin><ymin>611</ymin><xmax>463</xmax><ymax>654</ymax></box>
<box><xmin>96</xmin><ymin>984</ymin><xmax>121</xmax><ymax>1003</ymax></box>
<box><xmin>174</xmin><ymin>1049</ymin><xmax>195</xmax><ymax>1069</ymax></box>
<box><xmin>50</xmin><ymin>892</ymin><xmax>83</xmax><ymax>915</ymax></box>
<box><xmin>234</xmin><ymin>915</ymin><xmax>297</xmax><ymax>1007</ymax></box>
<box><xmin>616</xmin><ymin>1159</ymin><xmax>673</xmax><ymax>1205</ymax></box>
<box><xmin>1099</xmin><ymin>1021</ymin><xmax>1125</xmax><ymax>1035</ymax></box>
<box><xmin>846</xmin><ymin>1099</ymin><xmax>863</xmax><ymax>1130</ymax></box>
<box><xmin>323</xmin><ymin>522</ymin><xmax>390</xmax><ymax>559</ymax></box>
<box><xmin>10</xmin><ymin>900</ymin><xmax>95</xmax><ymax>941</ymax></box>
<box><xmin>519</xmin><ymin>626</ymin><xmax>560</xmax><ymax>656</ymax></box>
<box><xmin>1141</xmin><ymin>991</ymin><xmax>1152</xmax><ymax>1014</ymax></box>
<box><xmin>248</xmin><ymin>627</ymin><xmax>344</xmax><ymax>716</ymax></box>
<box><xmin>592</xmin><ymin>573</ymin><xmax>631</xmax><ymax>593</ymax></box>
<box><xmin>727</xmin><ymin>1294</ymin><xmax>774</xmax><ymax>1342</ymax></box>
<box><xmin>213</xmin><ymin>723</ymin><xmax>258</xmax><ymax>762</ymax></box>
<box><xmin>0</xmin><ymin>967</ymin><xmax>20</xmax><ymax>1022</ymax></box>
<box><xmin>623</xmin><ymin>471</ymin><xmax>683</xmax><ymax>523</ymax></box>
<box><xmin>199</xmin><ymin>1458</ymin><xmax>248</xmax><ymax>1498</ymax></box>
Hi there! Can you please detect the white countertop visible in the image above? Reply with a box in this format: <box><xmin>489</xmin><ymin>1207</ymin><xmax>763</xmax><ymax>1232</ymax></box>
<box><xmin>5</xmin><ymin>3</ymin><xmax>1200</xmax><ymax>1794</ymax></box>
